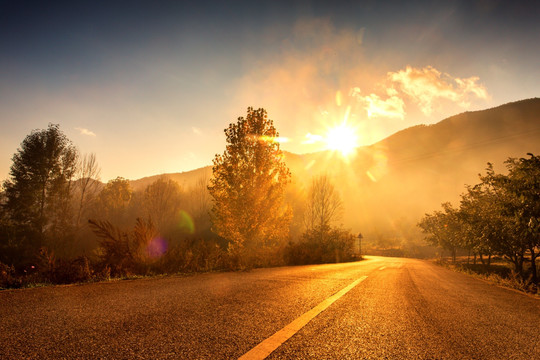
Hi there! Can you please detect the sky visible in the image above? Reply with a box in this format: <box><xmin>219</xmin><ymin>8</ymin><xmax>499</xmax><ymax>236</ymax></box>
<box><xmin>1</xmin><ymin>0</ymin><xmax>539</xmax><ymax>182</ymax></box>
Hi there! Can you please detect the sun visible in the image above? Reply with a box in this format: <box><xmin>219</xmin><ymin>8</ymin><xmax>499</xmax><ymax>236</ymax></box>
<box><xmin>325</xmin><ymin>123</ymin><xmax>359</xmax><ymax>157</ymax></box>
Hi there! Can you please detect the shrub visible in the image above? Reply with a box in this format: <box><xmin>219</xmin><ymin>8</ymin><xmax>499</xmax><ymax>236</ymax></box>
<box><xmin>0</xmin><ymin>261</ymin><xmax>22</xmax><ymax>288</ymax></box>
<box><xmin>286</xmin><ymin>226</ymin><xmax>355</xmax><ymax>265</ymax></box>
<box><xmin>48</xmin><ymin>257</ymin><xmax>94</xmax><ymax>284</ymax></box>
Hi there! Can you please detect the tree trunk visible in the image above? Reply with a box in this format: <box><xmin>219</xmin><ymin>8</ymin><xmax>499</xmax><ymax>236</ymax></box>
<box><xmin>530</xmin><ymin>247</ymin><xmax>538</xmax><ymax>285</ymax></box>
<box><xmin>479</xmin><ymin>253</ymin><xmax>485</xmax><ymax>265</ymax></box>
<box><xmin>487</xmin><ymin>253</ymin><xmax>491</xmax><ymax>267</ymax></box>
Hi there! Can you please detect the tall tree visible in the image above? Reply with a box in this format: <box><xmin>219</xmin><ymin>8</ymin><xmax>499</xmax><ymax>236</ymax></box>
<box><xmin>208</xmin><ymin>107</ymin><xmax>291</xmax><ymax>263</ymax></box>
<box><xmin>2</xmin><ymin>124</ymin><xmax>78</xmax><ymax>262</ymax></box>
<box><xmin>502</xmin><ymin>154</ymin><xmax>540</xmax><ymax>285</ymax></box>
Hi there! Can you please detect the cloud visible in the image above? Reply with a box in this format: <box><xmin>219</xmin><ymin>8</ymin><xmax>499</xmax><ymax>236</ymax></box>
<box><xmin>351</xmin><ymin>88</ymin><xmax>406</xmax><ymax>120</ymax></box>
<box><xmin>388</xmin><ymin>66</ymin><xmax>488</xmax><ymax>115</ymax></box>
<box><xmin>75</xmin><ymin>127</ymin><xmax>96</xmax><ymax>137</ymax></box>
<box><xmin>192</xmin><ymin>127</ymin><xmax>202</xmax><ymax>135</ymax></box>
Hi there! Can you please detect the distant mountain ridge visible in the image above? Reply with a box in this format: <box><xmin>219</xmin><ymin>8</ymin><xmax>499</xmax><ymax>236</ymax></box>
<box><xmin>130</xmin><ymin>98</ymin><xmax>540</xmax><ymax>240</ymax></box>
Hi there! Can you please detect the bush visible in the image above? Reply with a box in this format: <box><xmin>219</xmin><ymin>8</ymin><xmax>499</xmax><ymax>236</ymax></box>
<box><xmin>286</xmin><ymin>226</ymin><xmax>355</xmax><ymax>265</ymax></box>
<box><xmin>48</xmin><ymin>257</ymin><xmax>94</xmax><ymax>284</ymax></box>
<box><xmin>0</xmin><ymin>262</ymin><xmax>22</xmax><ymax>288</ymax></box>
<box><xmin>157</xmin><ymin>237</ymin><xmax>229</xmax><ymax>273</ymax></box>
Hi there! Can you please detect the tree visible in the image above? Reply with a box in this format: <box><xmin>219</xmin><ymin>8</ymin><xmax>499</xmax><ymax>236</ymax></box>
<box><xmin>74</xmin><ymin>153</ymin><xmax>101</xmax><ymax>229</ymax></box>
<box><xmin>418</xmin><ymin>157</ymin><xmax>539</xmax><ymax>285</ymax></box>
<box><xmin>208</xmin><ymin>107</ymin><xmax>291</xmax><ymax>265</ymax></box>
<box><xmin>142</xmin><ymin>177</ymin><xmax>183</xmax><ymax>235</ymax></box>
<box><xmin>304</xmin><ymin>175</ymin><xmax>343</xmax><ymax>232</ymax></box>
<box><xmin>185</xmin><ymin>175</ymin><xmax>213</xmax><ymax>236</ymax></box>
<box><xmin>501</xmin><ymin>154</ymin><xmax>540</xmax><ymax>285</ymax></box>
<box><xmin>96</xmin><ymin>177</ymin><xmax>132</xmax><ymax>227</ymax></box>
<box><xmin>2</xmin><ymin>124</ymin><xmax>78</xmax><ymax>263</ymax></box>
<box><xmin>418</xmin><ymin>202</ymin><xmax>462</xmax><ymax>262</ymax></box>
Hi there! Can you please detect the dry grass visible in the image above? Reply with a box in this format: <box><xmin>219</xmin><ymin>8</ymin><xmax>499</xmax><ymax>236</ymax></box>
<box><xmin>435</xmin><ymin>257</ymin><xmax>539</xmax><ymax>295</ymax></box>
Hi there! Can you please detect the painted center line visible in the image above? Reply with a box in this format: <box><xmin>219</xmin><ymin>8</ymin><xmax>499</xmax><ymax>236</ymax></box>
<box><xmin>379</xmin><ymin>266</ymin><xmax>387</xmax><ymax>270</ymax></box>
<box><xmin>238</xmin><ymin>275</ymin><xmax>368</xmax><ymax>360</ymax></box>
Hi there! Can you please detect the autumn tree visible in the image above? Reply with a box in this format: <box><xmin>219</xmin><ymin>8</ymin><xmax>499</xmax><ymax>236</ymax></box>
<box><xmin>2</xmin><ymin>124</ymin><xmax>78</xmax><ymax>263</ymax></box>
<box><xmin>208</xmin><ymin>107</ymin><xmax>291</xmax><ymax>265</ymax></box>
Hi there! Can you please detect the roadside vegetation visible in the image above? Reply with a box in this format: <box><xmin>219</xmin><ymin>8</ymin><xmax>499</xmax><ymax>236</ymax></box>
<box><xmin>419</xmin><ymin>154</ymin><xmax>540</xmax><ymax>294</ymax></box>
<box><xmin>1</xmin><ymin>109</ymin><xmax>358</xmax><ymax>289</ymax></box>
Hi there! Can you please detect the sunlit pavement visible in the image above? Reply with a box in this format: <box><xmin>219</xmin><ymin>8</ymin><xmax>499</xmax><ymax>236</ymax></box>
<box><xmin>1</xmin><ymin>256</ymin><xmax>538</xmax><ymax>359</ymax></box>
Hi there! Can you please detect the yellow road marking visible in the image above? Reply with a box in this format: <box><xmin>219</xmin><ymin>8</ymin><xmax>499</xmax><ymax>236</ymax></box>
<box><xmin>238</xmin><ymin>275</ymin><xmax>368</xmax><ymax>360</ymax></box>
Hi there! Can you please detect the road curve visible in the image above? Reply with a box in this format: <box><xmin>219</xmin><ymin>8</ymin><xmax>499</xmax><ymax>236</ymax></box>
<box><xmin>0</xmin><ymin>256</ymin><xmax>538</xmax><ymax>359</ymax></box>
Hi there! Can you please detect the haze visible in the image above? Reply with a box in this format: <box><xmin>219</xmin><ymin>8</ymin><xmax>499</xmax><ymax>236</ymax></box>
<box><xmin>1</xmin><ymin>0</ymin><xmax>539</xmax><ymax>181</ymax></box>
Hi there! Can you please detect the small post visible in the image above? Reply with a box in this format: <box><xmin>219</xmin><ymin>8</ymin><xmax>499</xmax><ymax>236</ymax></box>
<box><xmin>357</xmin><ymin>233</ymin><xmax>363</xmax><ymax>258</ymax></box>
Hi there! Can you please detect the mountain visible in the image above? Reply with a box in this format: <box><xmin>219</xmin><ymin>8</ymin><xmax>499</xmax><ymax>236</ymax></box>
<box><xmin>130</xmin><ymin>166</ymin><xmax>212</xmax><ymax>192</ymax></box>
<box><xmin>129</xmin><ymin>98</ymin><xmax>540</xmax><ymax>244</ymax></box>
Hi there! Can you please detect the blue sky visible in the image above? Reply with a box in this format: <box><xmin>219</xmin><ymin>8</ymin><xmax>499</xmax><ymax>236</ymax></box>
<box><xmin>1</xmin><ymin>0</ymin><xmax>539</xmax><ymax>181</ymax></box>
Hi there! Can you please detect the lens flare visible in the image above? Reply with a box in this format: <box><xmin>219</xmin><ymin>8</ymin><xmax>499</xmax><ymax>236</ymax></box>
<box><xmin>146</xmin><ymin>237</ymin><xmax>168</xmax><ymax>259</ymax></box>
<box><xmin>258</xmin><ymin>135</ymin><xmax>290</xmax><ymax>143</ymax></box>
<box><xmin>366</xmin><ymin>170</ymin><xmax>377</xmax><ymax>182</ymax></box>
<box><xmin>178</xmin><ymin>210</ymin><xmax>195</xmax><ymax>234</ymax></box>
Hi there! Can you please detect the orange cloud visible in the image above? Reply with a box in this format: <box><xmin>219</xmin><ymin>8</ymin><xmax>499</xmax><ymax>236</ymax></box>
<box><xmin>351</xmin><ymin>88</ymin><xmax>405</xmax><ymax>120</ymax></box>
<box><xmin>388</xmin><ymin>66</ymin><xmax>488</xmax><ymax>115</ymax></box>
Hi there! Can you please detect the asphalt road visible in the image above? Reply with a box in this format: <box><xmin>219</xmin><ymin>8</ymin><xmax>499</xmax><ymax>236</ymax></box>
<box><xmin>1</xmin><ymin>256</ymin><xmax>539</xmax><ymax>359</ymax></box>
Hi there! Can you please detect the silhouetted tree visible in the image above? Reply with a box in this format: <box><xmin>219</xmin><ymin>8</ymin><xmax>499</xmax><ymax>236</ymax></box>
<box><xmin>185</xmin><ymin>175</ymin><xmax>213</xmax><ymax>236</ymax></box>
<box><xmin>74</xmin><ymin>153</ymin><xmax>101</xmax><ymax>229</ymax></box>
<box><xmin>420</xmin><ymin>155</ymin><xmax>540</xmax><ymax>287</ymax></box>
<box><xmin>96</xmin><ymin>177</ymin><xmax>132</xmax><ymax>227</ymax></box>
<box><xmin>208</xmin><ymin>107</ymin><xmax>291</xmax><ymax>266</ymax></box>
<box><xmin>501</xmin><ymin>154</ymin><xmax>540</xmax><ymax>285</ymax></box>
<box><xmin>2</xmin><ymin>124</ymin><xmax>78</xmax><ymax>264</ymax></box>
<box><xmin>418</xmin><ymin>202</ymin><xmax>462</xmax><ymax>262</ymax></box>
<box><xmin>142</xmin><ymin>177</ymin><xmax>183</xmax><ymax>235</ymax></box>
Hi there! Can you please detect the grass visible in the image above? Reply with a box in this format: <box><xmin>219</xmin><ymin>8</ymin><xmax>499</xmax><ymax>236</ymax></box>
<box><xmin>436</xmin><ymin>257</ymin><xmax>539</xmax><ymax>296</ymax></box>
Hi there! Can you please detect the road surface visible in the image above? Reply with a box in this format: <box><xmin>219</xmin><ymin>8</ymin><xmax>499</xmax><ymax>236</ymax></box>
<box><xmin>1</xmin><ymin>256</ymin><xmax>539</xmax><ymax>359</ymax></box>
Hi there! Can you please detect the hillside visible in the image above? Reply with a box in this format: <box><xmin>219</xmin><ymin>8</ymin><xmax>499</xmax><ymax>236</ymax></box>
<box><xmin>336</xmin><ymin>98</ymin><xmax>540</xmax><ymax>240</ymax></box>
<box><xmin>130</xmin><ymin>166</ymin><xmax>212</xmax><ymax>192</ymax></box>
<box><xmin>129</xmin><ymin>98</ymin><xmax>540</xmax><ymax>243</ymax></box>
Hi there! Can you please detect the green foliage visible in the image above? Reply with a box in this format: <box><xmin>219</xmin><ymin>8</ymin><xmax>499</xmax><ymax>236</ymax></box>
<box><xmin>209</xmin><ymin>107</ymin><xmax>292</xmax><ymax>266</ymax></box>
